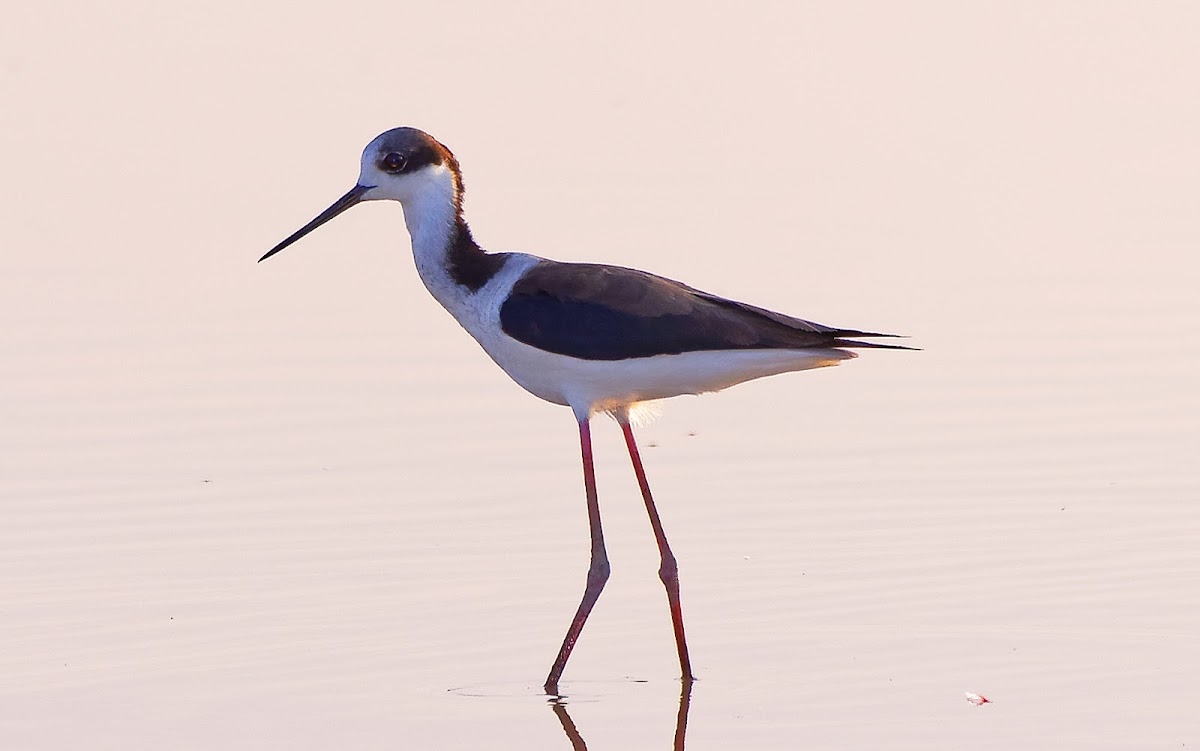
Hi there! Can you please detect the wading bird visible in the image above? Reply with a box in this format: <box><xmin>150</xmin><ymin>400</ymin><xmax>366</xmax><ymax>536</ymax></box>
<box><xmin>261</xmin><ymin>127</ymin><xmax>908</xmax><ymax>693</ymax></box>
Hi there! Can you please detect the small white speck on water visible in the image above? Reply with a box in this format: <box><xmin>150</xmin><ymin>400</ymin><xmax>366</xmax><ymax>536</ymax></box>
<box><xmin>964</xmin><ymin>691</ymin><xmax>990</xmax><ymax>706</ymax></box>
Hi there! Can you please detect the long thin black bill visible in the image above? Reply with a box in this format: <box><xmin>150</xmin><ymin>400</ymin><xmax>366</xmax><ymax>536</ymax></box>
<box><xmin>259</xmin><ymin>184</ymin><xmax>373</xmax><ymax>262</ymax></box>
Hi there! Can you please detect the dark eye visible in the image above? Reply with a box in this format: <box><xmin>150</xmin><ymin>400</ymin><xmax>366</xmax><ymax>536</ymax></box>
<box><xmin>381</xmin><ymin>152</ymin><xmax>407</xmax><ymax>173</ymax></box>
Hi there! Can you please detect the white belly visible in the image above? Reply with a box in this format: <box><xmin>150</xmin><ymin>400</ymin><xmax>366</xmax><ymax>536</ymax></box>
<box><xmin>479</xmin><ymin>336</ymin><xmax>855</xmax><ymax>414</ymax></box>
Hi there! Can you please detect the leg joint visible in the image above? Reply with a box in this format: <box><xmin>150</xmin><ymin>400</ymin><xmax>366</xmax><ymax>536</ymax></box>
<box><xmin>658</xmin><ymin>553</ymin><xmax>678</xmax><ymax>585</ymax></box>
<box><xmin>588</xmin><ymin>556</ymin><xmax>611</xmax><ymax>587</ymax></box>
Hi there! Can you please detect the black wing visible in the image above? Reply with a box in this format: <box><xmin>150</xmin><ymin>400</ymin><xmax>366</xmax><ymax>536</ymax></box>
<box><xmin>499</xmin><ymin>261</ymin><xmax>905</xmax><ymax>361</ymax></box>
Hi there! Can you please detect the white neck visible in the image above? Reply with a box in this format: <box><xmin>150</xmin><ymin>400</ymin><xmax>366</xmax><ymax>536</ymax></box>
<box><xmin>398</xmin><ymin>169</ymin><xmax>465</xmax><ymax>311</ymax></box>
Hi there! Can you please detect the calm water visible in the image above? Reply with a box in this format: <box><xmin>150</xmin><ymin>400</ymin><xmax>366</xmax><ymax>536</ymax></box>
<box><xmin>2</xmin><ymin>3</ymin><xmax>1198</xmax><ymax>749</ymax></box>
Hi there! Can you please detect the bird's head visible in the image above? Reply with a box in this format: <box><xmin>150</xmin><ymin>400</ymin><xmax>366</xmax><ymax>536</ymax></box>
<box><xmin>260</xmin><ymin>127</ymin><xmax>462</xmax><ymax>262</ymax></box>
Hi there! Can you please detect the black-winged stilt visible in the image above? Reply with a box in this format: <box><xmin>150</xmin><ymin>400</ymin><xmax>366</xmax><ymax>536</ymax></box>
<box><xmin>260</xmin><ymin>127</ymin><xmax>910</xmax><ymax>693</ymax></box>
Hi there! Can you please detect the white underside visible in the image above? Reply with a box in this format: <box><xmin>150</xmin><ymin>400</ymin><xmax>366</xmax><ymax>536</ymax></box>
<box><xmin>427</xmin><ymin>253</ymin><xmax>855</xmax><ymax>418</ymax></box>
<box><xmin>486</xmin><ymin>337</ymin><xmax>854</xmax><ymax>416</ymax></box>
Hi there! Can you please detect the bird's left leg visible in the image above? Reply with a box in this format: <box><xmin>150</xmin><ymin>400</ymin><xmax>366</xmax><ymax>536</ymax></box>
<box><xmin>544</xmin><ymin>415</ymin><xmax>610</xmax><ymax>694</ymax></box>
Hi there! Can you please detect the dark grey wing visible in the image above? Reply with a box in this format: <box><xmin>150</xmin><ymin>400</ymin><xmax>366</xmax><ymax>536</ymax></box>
<box><xmin>499</xmin><ymin>261</ymin><xmax>904</xmax><ymax>361</ymax></box>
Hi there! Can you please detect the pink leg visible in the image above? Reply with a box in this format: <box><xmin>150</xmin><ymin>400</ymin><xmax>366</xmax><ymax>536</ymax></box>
<box><xmin>618</xmin><ymin>416</ymin><xmax>695</xmax><ymax>684</ymax></box>
<box><xmin>545</xmin><ymin>418</ymin><xmax>610</xmax><ymax>694</ymax></box>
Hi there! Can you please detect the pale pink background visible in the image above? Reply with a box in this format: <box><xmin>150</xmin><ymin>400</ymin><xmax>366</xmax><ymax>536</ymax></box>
<box><xmin>2</xmin><ymin>2</ymin><xmax>1198</xmax><ymax>749</ymax></box>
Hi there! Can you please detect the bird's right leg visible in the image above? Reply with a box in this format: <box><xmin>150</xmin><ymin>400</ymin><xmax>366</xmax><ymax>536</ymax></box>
<box><xmin>616</xmin><ymin>413</ymin><xmax>694</xmax><ymax>684</ymax></box>
<box><xmin>544</xmin><ymin>416</ymin><xmax>610</xmax><ymax>694</ymax></box>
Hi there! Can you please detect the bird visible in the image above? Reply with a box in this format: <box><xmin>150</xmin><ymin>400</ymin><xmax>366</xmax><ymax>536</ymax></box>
<box><xmin>260</xmin><ymin>127</ymin><xmax>910</xmax><ymax>693</ymax></box>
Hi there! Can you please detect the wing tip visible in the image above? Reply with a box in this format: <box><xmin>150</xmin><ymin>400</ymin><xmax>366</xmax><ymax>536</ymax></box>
<box><xmin>831</xmin><ymin>332</ymin><xmax>920</xmax><ymax>351</ymax></box>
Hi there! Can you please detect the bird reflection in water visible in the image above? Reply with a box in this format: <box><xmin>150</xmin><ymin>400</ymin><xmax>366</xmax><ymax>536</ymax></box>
<box><xmin>548</xmin><ymin>684</ymin><xmax>693</xmax><ymax>750</ymax></box>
